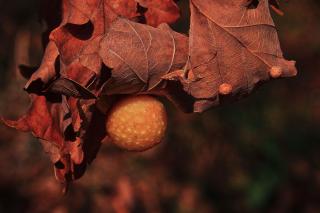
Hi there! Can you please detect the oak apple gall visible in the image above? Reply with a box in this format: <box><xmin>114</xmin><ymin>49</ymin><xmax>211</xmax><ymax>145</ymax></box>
<box><xmin>106</xmin><ymin>95</ymin><xmax>167</xmax><ymax>151</ymax></box>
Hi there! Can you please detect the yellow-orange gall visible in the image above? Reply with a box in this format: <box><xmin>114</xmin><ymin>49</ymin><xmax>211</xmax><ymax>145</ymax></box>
<box><xmin>270</xmin><ymin>66</ymin><xmax>282</xmax><ymax>78</ymax></box>
<box><xmin>219</xmin><ymin>83</ymin><xmax>233</xmax><ymax>95</ymax></box>
<box><xmin>106</xmin><ymin>95</ymin><xmax>167</xmax><ymax>151</ymax></box>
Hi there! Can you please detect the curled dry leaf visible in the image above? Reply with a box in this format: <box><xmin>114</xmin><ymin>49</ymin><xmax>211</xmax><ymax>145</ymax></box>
<box><xmin>166</xmin><ymin>0</ymin><xmax>297</xmax><ymax>112</ymax></box>
<box><xmin>1</xmin><ymin>0</ymin><xmax>297</xmax><ymax>189</ymax></box>
<box><xmin>99</xmin><ymin>19</ymin><xmax>188</xmax><ymax>95</ymax></box>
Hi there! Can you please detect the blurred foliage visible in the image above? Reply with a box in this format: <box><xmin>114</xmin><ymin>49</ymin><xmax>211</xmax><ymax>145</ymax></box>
<box><xmin>0</xmin><ymin>0</ymin><xmax>320</xmax><ymax>212</ymax></box>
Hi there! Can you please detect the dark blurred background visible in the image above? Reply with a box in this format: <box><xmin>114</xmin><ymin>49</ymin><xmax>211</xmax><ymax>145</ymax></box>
<box><xmin>0</xmin><ymin>0</ymin><xmax>320</xmax><ymax>212</ymax></box>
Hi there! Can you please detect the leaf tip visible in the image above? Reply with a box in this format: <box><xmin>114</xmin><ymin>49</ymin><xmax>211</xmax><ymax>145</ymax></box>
<box><xmin>1</xmin><ymin>116</ymin><xmax>30</xmax><ymax>132</ymax></box>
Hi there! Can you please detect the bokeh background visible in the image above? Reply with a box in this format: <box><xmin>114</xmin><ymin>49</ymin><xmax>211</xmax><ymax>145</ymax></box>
<box><xmin>0</xmin><ymin>0</ymin><xmax>320</xmax><ymax>212</ymax></box>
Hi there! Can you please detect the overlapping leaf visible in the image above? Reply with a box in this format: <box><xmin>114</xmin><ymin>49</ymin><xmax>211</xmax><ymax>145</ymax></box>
<box><xmin>100</xmin><ymin>19</ymin><xmax>188</xmax><ymax>94</ymax></box>
<box><xmin>166</xmin><ymin>0</ymin><xmax>297</xmax><ymax>112</ymax></box>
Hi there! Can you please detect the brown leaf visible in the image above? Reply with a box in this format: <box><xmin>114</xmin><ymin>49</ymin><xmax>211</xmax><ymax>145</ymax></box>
<box><xmin>8</xmin><ymin>2</ymin><xmax>117</xmax><ymax>186</ymax></box>
<box><xmin>99</xmin><ymin>19</ymin><xmax>188</xmax><ymax>95</ymax></box>
<box><xmin>47</xmin><ymin>78</ymin><xmax>96</xmax><ymax>99</ymax></box>
<box><xmin>1</xmin><ymin>95</ymin><xmax>84</xmax><ymax>182</ymax></box>
<box><xmin>167</xmin><ymin>0</ymin><xmax>297</xmax><ymax>112</ymax></box>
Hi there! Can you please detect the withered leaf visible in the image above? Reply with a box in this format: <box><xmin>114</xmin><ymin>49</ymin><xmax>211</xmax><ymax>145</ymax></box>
<box><xmin>47</xmin><ymin>78</ymin><xmax>96</xmax><ymax>99</ymax></box>
<box><xmin>2</xmin><ymin>95</ymin><xmax>82</xmax><ymax>166</ymax></box>
<box><xmin>166</xmin><ymin>0</ymin><xmax>297</xmax><ymax>112</ymax></box>
<box><xmin>100</xmin><ymin>19</ymin><xmax>188</xmax><ymax>95</ymax></box>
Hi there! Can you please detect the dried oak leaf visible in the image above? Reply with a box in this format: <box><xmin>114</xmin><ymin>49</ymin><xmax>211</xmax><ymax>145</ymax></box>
<box><xmin>99</xmin><ymin>19</ymin><xmax>188</xmax><ymax>95</ymax></box>
<box><xmin>165</xmin><ymin>0</ymin><xmax>297</xmax><ymax>112</ymax></box>
<box><xmin>3</xmin><ymin>1</ymin><xmax>111</xmax><ymax>187</ymax></box>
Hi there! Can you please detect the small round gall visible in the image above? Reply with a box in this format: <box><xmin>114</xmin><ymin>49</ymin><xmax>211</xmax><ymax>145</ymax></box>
<box><xmin>270</xmin><ymin>66</ymin><xmax>282</xmax><ymax>78</ymax></box>
<box><xmin>106</xmin><ymin>95</ymin><xmax>167</xmax><ymax>151</ymax></box>
<box><xmin>219</xmin><ymin>83</ymin><xmax>233</xmax><ymax>95</ymax></box>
